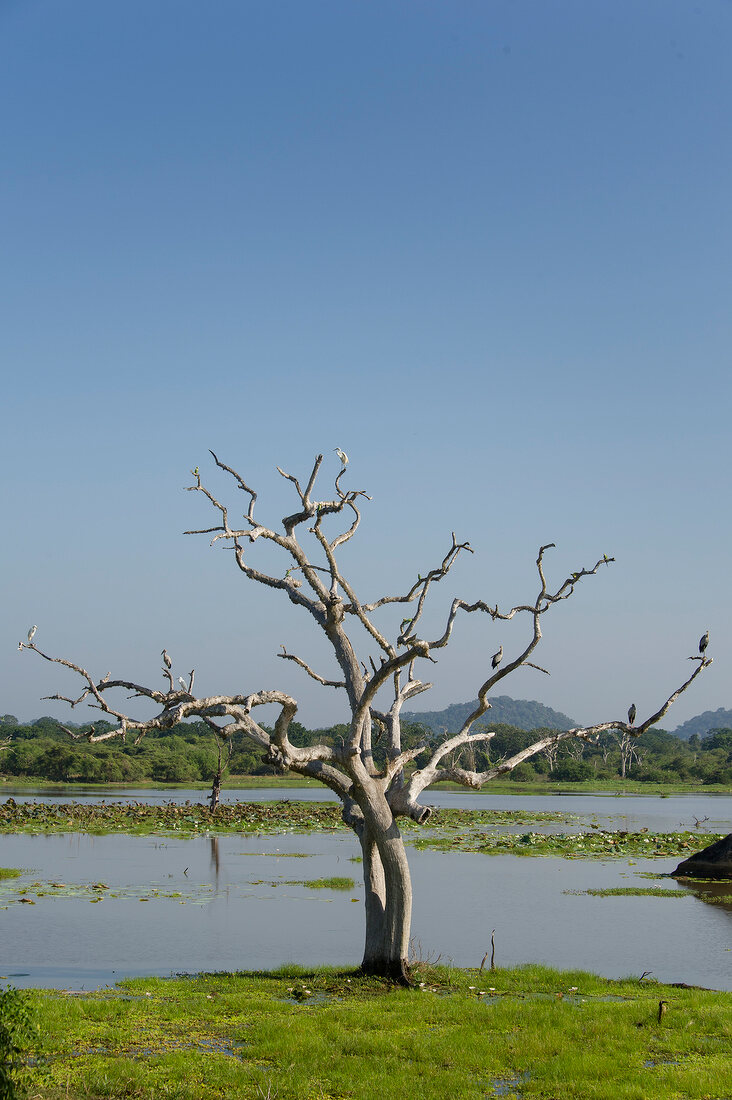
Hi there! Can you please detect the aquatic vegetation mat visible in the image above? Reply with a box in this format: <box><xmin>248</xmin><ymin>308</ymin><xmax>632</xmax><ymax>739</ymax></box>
<box><xmin>300</xmin><ymin>875</ymin><xmax>355</xmax><ymax>889</ymax></box>
<box><xmin>564</xmin><ymin>887</ymin><xmax>690</xmax><ymax>898</ymax></box>
<box><xmin>412</xmin><ymin>827</ymin><xmax>723</xmax><ymax>860</ymax></box>
<box><xmin>0</xmin><ymin>800</ymin><xmax>723</xmax><ymax>864</ymax></box>
<box><xmin>0</xmin><ymin>876</ymin><xmax>216</xmax><ymax>908</ymax></box>
<box><xmin>23</xmin><ymin>964</ymin><xmax>732</xmax><ymax>1099</ymax></box>
<box><xmin>0</xmin><ymin>799</ymin><xmax>577</xmax><ymax>837</ymax></box>
<box><xmin>0</xmin><ymin>798</ymin><xmax>345</xmax><ymax>836</ymax></box>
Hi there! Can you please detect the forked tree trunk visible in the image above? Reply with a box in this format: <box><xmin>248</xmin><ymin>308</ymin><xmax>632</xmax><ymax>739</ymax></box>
<box><xmin>358</xmin><ymin>821</ymin><xmax>413</xmax><ymax>984</ymax></box>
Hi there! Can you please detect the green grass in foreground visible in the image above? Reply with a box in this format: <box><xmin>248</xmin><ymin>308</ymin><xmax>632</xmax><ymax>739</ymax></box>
<box><xmin>0</xmin><ymin>867</ymin><xmax>21</xmax><ymax>879</ymax></box>
<box><xmin>22</xmin><ymin>964</ymin><xmax>732</xmax><ymax>1099</ymax></box>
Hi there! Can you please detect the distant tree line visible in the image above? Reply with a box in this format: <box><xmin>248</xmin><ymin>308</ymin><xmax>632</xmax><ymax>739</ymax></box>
<box><xmin>458</xmin><ymin>723</ymin><xmax>732</xmax><ymax>785</ymax></box>
<box><xmin>1</xmin><ymin>715</ymin><xmax>732</xmax><ymax>786</ymax></box>
<box><xmin>0</xmin><ymin>717</ymin><xmax>432</xmax><ymax>785</ymax></box>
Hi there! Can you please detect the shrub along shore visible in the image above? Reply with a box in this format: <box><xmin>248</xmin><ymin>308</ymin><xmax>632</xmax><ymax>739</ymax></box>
<box><xmin>9</xmin><ymin>964</ymin><xmax>732</xmax><ymax>1099</ymax></box>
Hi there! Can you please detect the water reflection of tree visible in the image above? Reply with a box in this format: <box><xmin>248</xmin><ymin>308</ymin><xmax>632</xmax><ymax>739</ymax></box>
<box><xmin>210</xmin><ymin>836</ymin><xmax>220</xmax><ymax>883</ymax></box>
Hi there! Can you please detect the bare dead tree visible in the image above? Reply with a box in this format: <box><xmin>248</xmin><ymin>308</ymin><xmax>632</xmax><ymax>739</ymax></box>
<box><xmin>634</xmin><ymin>747</ymin><xmax>649</xmax><ymax>771</ymax></box>
<box><xmin>617</xmin><ymin>726</ymin><xmax>643</xmax><ymax>779</ymax></box>
<box><xmin>563</xmin><ymin>739</ymin><xmax>586</xmax><ymax>764</ymax></box>
<box><xmin>202</xmin><ymin>718</ymin><xmax>234</xmax><ymax>812</ymax></box>
<box><xmin>19</xmin><ymin>451</ymin><xmax>712</xmax><ymax>983</ymax></box>
<box><xmin>597</xmin><ymin>730</ymin><xmax>615</xmax><ymax>766</ymax></box>
<box><xmin>541</xmin><ymin>740</ymin><xmax>561</xmax><ymax>773</ymax></box>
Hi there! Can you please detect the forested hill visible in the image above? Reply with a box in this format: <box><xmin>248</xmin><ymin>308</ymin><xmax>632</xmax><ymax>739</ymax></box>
<box><xmin>672</xmin><ymin>708</ymin><xmax>732</xmax><ymax>740</ymax></box>
<box><xmin>402</xmin><ymin>696</ymin><xmax>577</xmax><ymax>734</ymax></box>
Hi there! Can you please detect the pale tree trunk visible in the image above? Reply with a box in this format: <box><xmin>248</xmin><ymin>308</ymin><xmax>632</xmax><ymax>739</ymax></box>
<box><xmin>359</xmin><ymin>826</ymin><xmax>386</xmax><ymax>965</ymax></box>
<box><xmin>375</xmin><ymin>831</ymin><xmax>412</xmax><ymax>983</ymax></box>
<box><xmin>356</xmin><ymin>802</ymin><xmax>413</xmax><ymax>983</ymax></box>
<box><xmin>359</xmin><ymin>832</ymin><xmax>412</xmax><ymax>982</ymax></box>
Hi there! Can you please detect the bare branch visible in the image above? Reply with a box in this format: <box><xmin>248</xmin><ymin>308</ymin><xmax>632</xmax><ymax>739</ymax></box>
<box><xmin>360</xmin><ymin>533</ymin><xmax>473</xmax><ymax>619</ymax></box>
<box><xmin>329</xmin><ymin>497</ymin><xmax>366</xmax><ymax>552</ymax></box>
<box><xmin>206</xmin><ymin>450</ymin><xmax>258</xmax><ymax>523</ymax></box>
<box><xmin>280</xmin><ymin>454</ymin><xmax>323</xmax><ymax>534</ymax></box>
<box><xmin>278</xmin><ymin>646</ymin><xmax>346</xmax><ymax>689</ymax></box>
<box><xmin>26</xmin><ymin>643</ymin><xmax>168</xmax><ymax>721</ymax></box>
<box><xmin>59</xmin><ymin>720</ymin><xmax>133</xmax><ymax>744</ymax></box>
<box><xmin>635</xmin><ymin>654</ymin><xmax>712</xmax><ymax>733</ymax></box>
<box><xmin>21</xmin><ymin>639</ymin><xmax>353</xmax><ymax>778</ymax></box>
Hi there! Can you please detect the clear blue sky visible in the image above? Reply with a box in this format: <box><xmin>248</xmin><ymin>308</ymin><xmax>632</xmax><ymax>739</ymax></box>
<box><xmin>2</xmin><ymin>0</ymin><xmax>730</xmax><ymax>731</ymax></box>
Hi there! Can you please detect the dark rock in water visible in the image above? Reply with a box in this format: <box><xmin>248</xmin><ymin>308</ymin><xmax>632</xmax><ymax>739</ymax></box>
<box><xmin>673</xmin><ymin>833</ymin><xmax>732</xmax><ymax>880</ymax></box>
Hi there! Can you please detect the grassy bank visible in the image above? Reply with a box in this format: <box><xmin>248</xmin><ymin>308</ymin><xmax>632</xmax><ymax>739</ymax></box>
<box><xmin>2</xmin><ymin>775</ymin><xmax>731</xmax><ymax>794</ymax></box>
<box><xmin>0</xmin><ymin>775</ymin><xmax>324</xmax><ymax>792</ymax></box>
<box><xmin>18</xmin><ymin>964</ymin><xmax>732</xmax><ymax>1099</ymax></box>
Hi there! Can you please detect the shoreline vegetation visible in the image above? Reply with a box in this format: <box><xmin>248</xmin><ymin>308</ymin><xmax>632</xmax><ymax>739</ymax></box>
<box><xmin>3</xmin><ymin>775</ymin><xmax>732</xmax><ymax>795</ymax></box>
<box><xmin>14</xmin><ymin>963</ymin><xmax>732</xmax><ymax>1099</ymax></box>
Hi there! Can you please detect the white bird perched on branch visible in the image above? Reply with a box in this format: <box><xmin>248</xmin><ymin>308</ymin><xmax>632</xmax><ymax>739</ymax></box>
<box><xmin>334</xmin><ymin>448</ymin><xmax>348</xmax><ymax>466</ymax></box>
<box><xmin>178</xmin><ymin>677</ymin><xmax>188</xmax><ymax>692</ymax></box>
<box><xmin>27</xmin><ymin>625</ymin><xmax>37</xmax><ymax>644</ymax></box>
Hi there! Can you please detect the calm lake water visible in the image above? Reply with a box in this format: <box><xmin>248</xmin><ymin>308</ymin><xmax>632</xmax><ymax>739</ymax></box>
<box><xmin>2</xmin><ymin>789</ymin><xmax>731</xmax><ymax>992</ymax></box>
